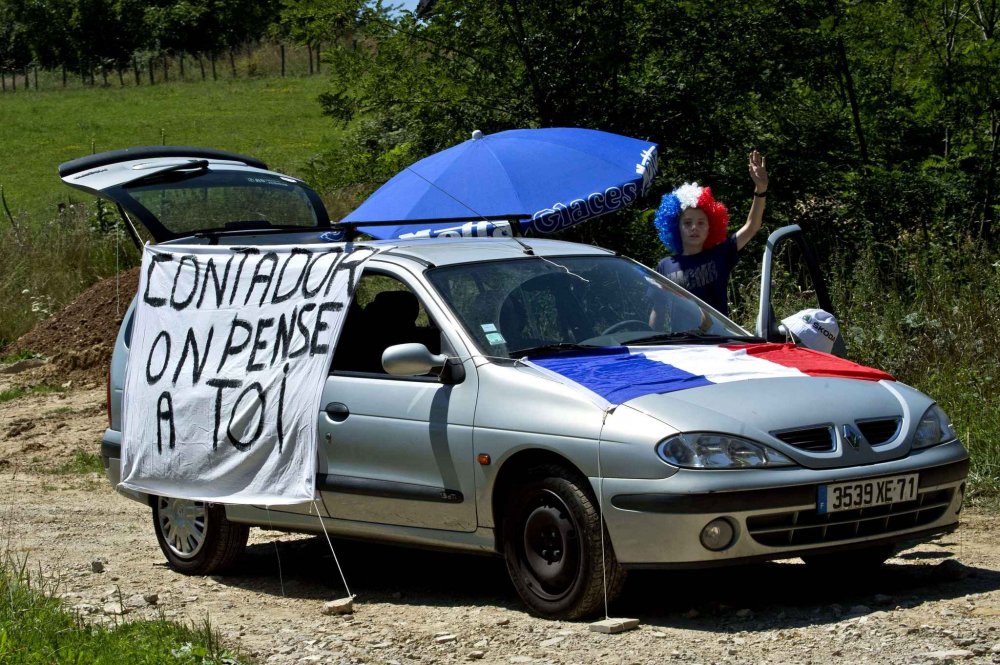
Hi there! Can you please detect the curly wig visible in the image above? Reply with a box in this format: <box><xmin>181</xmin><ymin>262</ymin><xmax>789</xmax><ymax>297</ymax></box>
<box><xmin>653</xmin><ymin>182</ymin><xmax>729</xmax><ymax>255</ymax></box>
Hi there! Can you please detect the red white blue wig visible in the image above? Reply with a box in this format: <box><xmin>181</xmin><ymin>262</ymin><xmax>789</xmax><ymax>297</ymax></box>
<box><xmin>653</xmin><ymin>182</ymin><xmax>729</xmax><ymax>254</ymax></box>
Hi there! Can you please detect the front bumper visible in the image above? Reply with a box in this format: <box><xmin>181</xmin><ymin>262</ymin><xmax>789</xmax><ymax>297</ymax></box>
<box><xmin>599</xmin><ymin>440</ymin><xmax>968</xmax><ymax>567</ymax></box>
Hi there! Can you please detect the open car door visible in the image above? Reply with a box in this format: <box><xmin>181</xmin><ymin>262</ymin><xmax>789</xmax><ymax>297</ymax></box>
<box><xmin>59</xmin><ymin>146</ymin><xmax>330</xmax><ymax>247</ymax></box>
<box><xmin>755</xmin><ymin>224</ymin><xmax>847</xmax><ymax>357</ymax></box>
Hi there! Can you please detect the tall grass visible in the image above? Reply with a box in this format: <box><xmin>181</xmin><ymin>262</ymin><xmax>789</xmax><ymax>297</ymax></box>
<box><xmin>0</xmin><ymin>553</ymin><xmax>246</xmax><ymax>664</ymax></box>
<box><xmin>731</xmin><ymin>229</ymin><xmax>1000</xmax><ymax>499</ymax></box>
<box><xmin>0</xmin><ymin>205</ymin><xmax>135</xmax><ymax>347</ymax></box>
<box><xmin>831</xmin><ymin>236</ymin><xmax>1000</xmax><ymax>499</ymax></box>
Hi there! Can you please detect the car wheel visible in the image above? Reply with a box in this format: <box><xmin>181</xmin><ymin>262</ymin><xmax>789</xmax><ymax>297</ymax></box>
<box><xmin>152</xmin><ymin>496</ymin><xmax>249</xmax><ymax>575</ymax></box>
<box><xmin>502</xmin><ymin>465</ymin><xmax>625</xmax><ymax>619</ymax></box>
<box><xmin>801</xmin><ymin>544</ymin><xmax>896</xmax><ymax>574</ymax></box>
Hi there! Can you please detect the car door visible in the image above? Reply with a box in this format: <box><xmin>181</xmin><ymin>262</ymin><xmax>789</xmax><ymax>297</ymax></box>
<box><xmin>755</xmin><ymin>224</ymin><xmax>847</xmax><ymax>357</ymax></box>
<box><xmin>316</xmin><ymin>264</ymin><xmax>479</xmax><ymax>532</ymax></box>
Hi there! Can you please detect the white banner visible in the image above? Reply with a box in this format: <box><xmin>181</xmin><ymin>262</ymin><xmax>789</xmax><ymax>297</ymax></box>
<box><xmin>120</xmin><ymin>243</ymin><xmax>380</xmax><ymax>505</ymax></box>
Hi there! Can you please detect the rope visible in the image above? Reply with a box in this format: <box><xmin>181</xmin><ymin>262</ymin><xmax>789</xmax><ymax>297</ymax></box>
<box><xmin>264</xmin><ymin>507</ymin><xmax>286</xmax><ymax>597</ymax></box>
<box><xmin>313</xmin><ymin>500</ymin><xmax>354</xmax><ymax>598</ymax></box>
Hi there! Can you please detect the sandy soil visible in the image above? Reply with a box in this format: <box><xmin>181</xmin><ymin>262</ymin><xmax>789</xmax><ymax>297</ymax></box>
<box><xmin>2</xmin><ymin>363</ymin><xmax>1000</xmax><ymax>665</ymax></box>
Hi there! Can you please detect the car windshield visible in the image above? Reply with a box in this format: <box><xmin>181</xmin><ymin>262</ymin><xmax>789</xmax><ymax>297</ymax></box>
<box><xmin>426</xmin><ymin>255</ymin><xmax>752</xmax><ymax>359</ymax></box>
<box><xmin>115</xmin><ymin>169</ymin><xmax>325</xmax><ymax>239</ymax></box>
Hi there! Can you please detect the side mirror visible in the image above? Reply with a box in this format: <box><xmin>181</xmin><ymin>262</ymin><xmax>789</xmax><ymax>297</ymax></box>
<box><xmin>383</xmin><ymin>343</ymin><xmax>467</xmax><ymax>384</ymax></box>
<box><xmin>383</xmin><ymin>343</ymin><xmax>447</xmax><ymax>376</ymax></box>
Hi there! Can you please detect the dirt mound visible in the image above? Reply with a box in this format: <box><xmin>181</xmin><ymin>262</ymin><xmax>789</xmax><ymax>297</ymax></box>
<box><xmin>4</xmin><ymin>268</ymin><xmax>140</xmax><ymax>382</ymax></box>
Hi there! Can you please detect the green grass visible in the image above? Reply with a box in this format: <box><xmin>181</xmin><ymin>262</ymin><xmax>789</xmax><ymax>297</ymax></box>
<box><xmin>51</xmin><ymin>449</ymin><xmax>104</xmax><ymax>475</ymax></box>
<box><xmin>0</xmin><ymin>555</ymin><xmax>246</xmax><ymax>664</ymax></box>
<box><xmin>0</xmin><ymin>384</ymin><xmax>61</xmax><ymax>404</ymax></box>
<box><xmin>0</xmin><ymin>75</ymin><xmax>341</xmax><ymax>222</ymax></box>
<box><xmin>0</xmin><ymin>349</ymin><xmax>40</xmax><ymax>364</ymax></box>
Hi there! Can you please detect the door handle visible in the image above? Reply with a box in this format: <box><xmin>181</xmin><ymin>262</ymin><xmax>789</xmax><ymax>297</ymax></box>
<box><xmin>325</xmin><ymin>402</ymin><xmax>349</xmax><ymax>422</ymax></box>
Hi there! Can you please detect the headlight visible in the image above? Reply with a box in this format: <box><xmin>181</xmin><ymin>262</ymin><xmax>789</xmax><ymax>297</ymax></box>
<box><xmin>656</xmin><ymin>433</ymin><xmax>795</xmax><ymax>469</ymax></box>
<box><xmin>913</xmin><ymin>404</ymin><xmax>957</xmax><ymax>449</ymax></box>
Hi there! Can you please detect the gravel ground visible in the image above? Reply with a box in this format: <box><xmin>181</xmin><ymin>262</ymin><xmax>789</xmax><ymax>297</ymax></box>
<box><xmin>2</xmin><ymin>371</ymin><xmax>1000</xmax><ymax>665</ymax></box>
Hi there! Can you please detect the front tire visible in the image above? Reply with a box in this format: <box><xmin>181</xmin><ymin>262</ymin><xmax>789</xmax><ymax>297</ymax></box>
<box><xmin>152</xmin><ymin>496</ymin><xmax>249</xmax><ymax>575</ymax></box>
<box><xmin>502</xmin><ymin>465</ymin><xmax>625</xmax><ymax>619</ymax></box>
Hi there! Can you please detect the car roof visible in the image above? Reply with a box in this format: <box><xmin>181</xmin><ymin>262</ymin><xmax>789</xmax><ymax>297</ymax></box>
<box><xmin>372</xmin><ymin>236</ymin><xmax>616</xmax><ymax>267</ymax></box>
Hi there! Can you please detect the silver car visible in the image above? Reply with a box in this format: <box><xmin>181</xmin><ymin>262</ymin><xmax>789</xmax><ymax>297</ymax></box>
<box><xmin>62</xmin><ymin>147</ymin><xmax>968</xmax><ymax>619</ymax></box>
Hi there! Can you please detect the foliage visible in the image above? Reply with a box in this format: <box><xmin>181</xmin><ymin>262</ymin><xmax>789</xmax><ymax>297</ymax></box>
<box><xmin>830</xmin><ymin>233</ymin><xmax>1000</xmax><ymax>499</ymax></box>
<box><xmin>305</xmin><ymin>0</ymin><xmax>998</xmax><ymax>259</ymax></box>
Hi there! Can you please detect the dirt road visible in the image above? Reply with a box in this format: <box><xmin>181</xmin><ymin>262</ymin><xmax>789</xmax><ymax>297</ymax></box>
<box><xmin>3</xmin><ymin>373</ymin><xmax>1000</xmax><ymax>664</ymax></box>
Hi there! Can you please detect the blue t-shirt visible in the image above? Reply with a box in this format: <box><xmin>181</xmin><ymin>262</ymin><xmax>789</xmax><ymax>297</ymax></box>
<box><xmin>655</xmin><ymin>234</ymin><xmax>740</xmax><ymax>316</ymax></box>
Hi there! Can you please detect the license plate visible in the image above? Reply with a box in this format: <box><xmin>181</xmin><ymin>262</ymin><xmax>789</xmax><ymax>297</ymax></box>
<box><xmin>817</xmin><ymin>473</ymin><xmax>919</xmax><ymax>514</ymax></box>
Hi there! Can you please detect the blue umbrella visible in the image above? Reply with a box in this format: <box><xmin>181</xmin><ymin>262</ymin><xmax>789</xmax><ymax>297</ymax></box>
<box><xmin>341</xmin><ymin>128</ymin><xmax>658</xmax><ymax>239</ymax></box>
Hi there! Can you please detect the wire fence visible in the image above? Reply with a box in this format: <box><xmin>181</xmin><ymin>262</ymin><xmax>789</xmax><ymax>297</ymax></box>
<box><xmin>0</xmin><ymin>41</ymin><xmax>331</xmax><ymax>93</ymax></box>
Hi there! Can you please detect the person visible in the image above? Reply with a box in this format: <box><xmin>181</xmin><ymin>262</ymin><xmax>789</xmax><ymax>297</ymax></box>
<box><xmin>649</xmin><ymin>150</ymin><xmax>769</xmax><ymax>326</ymax></box>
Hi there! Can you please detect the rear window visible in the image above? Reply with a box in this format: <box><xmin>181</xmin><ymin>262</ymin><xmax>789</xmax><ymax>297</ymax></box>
<box><xmin>119</xmin><ymin>170</ymin><xmax>324</xmax><ymax>238</ymax></box>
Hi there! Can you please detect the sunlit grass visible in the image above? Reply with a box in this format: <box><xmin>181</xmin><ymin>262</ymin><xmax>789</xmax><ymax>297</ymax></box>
<box><xmin>0</xmin><ymin>75</ymin><xmax>340</xmax><ymax>223</ymax></box>
<box><xmin>0</xmin><ymin>554</ymin><xmax>247</xmax><ymax>664</ymax></box>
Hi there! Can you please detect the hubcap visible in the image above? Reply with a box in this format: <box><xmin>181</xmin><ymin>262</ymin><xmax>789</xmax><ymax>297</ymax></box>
<box><xmin>519</xmin><ymin>489</ymin><xmax>580</xmax><ymax>600</ymax></box>
<box><xmin>158</xmin><ymin>497</ymin><xmax>208</xmax><ymax>559</ymax></box>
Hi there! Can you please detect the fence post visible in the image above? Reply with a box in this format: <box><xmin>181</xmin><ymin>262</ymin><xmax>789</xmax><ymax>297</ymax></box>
<box><xmin>280</xmin><ymin>44</ymin><xmax>285</xmax><ymax>77</ymax></box>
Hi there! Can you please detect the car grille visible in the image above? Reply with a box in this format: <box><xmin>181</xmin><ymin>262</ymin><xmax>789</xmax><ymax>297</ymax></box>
<box><xmin>746</xmin><ymin>487</ymin><xmax>953</xmax><ymax>547</ymax></box>
<box><xmin>772</xmin><ymin>426</ymin><xmax>835</xmax><ymax>452</ymax></box>
<box><xmin>857</xmin><ymin>418</ymin><xmax>901</xmax><ymax>446</ymax></box>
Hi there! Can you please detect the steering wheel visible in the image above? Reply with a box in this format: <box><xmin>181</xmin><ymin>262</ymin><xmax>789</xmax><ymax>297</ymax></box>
<box><xmin>600</xmin><ymin>319</ymin><xmax>653</xmax><ymax>336</ymax></box>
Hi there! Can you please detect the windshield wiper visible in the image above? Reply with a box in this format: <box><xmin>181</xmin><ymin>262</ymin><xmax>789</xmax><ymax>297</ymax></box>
<box><xmin>626</xmin><ymin>331</ymin><xmax>766</xmax><ymax>346</ymax></box>
<box><xmin>510</xmin><ymin>342</ymin><xmax>597</xmax><ymax>358</ymax></box>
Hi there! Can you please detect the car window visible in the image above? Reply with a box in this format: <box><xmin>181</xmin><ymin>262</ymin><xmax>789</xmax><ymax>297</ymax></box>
<box><xmin>117</xmin><ymin>170</ymin><xmax>323</xmax><ymax>238</ymax></box>
<box><xmin>427</xmin><ymin>255</ymin><xmax>747</xmax><ymax>358</ymax></box>
<box><xmin>331</xmin><ymin>273</ymin><xmax>443</xmax><ymax>375</ymax></box>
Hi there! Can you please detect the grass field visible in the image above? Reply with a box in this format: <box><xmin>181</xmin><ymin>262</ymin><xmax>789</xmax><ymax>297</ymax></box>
<box><xmin>0</xmin><ymin>75</ymin><xmax>339</xmax><ymax>221</ymax></box>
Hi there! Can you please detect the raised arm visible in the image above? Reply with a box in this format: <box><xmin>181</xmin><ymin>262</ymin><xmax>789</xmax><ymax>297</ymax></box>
<box><xmin>735</xmin><ymin>150</ymin><xmax>769</xmax><ymax>251</ymax></box>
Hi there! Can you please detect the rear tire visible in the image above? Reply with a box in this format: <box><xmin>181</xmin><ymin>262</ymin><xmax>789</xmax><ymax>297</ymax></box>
<box><xmin>502</xmin><ymin>465</ymin><xmax>625</xmax><ymax>619</ymax></box>
<box><xmin>152</xmin><ymin>496</ymin><xmax>249</xmax><ymax>575</ymax></box>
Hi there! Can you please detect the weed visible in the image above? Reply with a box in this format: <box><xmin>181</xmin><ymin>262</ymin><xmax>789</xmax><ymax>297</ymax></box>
<box><xmin>0</xmin><ymin>384</ymin><xmax>62</xmax><ymax>404</ymax></box>
<box><xmin>0</xmin><ymin>552</ymin><xmax>246</xmax><ymax>663</ymax></box>
<box><xmin>51</xmin><ymin>449</ymin><xmax>103</xmax><ymax>475</ymax></box>
<box><xmin>0</xmin><ymin>349</ymin><xmax>40</xmax><ymax>365</ymax></box>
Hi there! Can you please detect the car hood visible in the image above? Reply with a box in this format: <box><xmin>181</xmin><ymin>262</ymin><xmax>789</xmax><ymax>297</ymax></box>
<box><xmin>622</xmin><ymin>376</ymin><xmax>935</xmax><ymax>469</ymax></box>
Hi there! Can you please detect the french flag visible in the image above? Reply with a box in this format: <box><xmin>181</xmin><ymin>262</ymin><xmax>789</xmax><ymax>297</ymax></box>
<box><xmin>526</xmin><ymin>343</ymin><xmax>894</xmax><ymax>407</ymax></box>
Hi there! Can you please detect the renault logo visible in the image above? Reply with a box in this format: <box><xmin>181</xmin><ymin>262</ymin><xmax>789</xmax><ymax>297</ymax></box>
<box><xmin>842</xmin><ymin>424</ymin><xmax>863</xmax><ymax>450</ymax></box>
